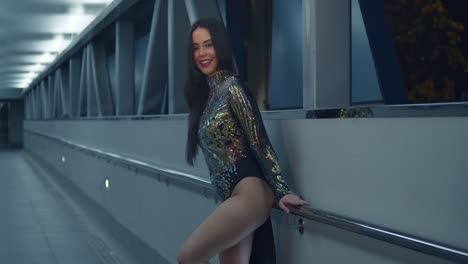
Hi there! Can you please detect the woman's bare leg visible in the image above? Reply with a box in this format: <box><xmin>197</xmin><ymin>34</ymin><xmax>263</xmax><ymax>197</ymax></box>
<box><xmin>219</xmin><ymin>232</ymin><xmax>254</xmax><ymax>264</ymax></box>
<box><xmin>178</xmin><ymin>177</ymin><xmax>273</xmax><ymax>264</ymax></box>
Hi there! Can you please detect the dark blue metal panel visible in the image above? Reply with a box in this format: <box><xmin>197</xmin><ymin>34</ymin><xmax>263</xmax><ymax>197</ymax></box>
<box><xmin>225</xmin><ymin>0</ymin><xmax>247</xmax><ymax>82</ymax></box>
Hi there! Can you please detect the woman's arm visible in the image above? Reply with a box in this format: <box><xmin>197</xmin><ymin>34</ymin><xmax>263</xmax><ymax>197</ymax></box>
<box><xmin>227</xmin><ymin>79</ymin><xmax>293</xmax><ymax>201</ymax></box>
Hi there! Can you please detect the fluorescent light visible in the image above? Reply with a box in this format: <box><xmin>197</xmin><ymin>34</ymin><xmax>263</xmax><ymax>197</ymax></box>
<box><xmin>32</xmin><ymin>64</ymin><xmax>45</xmax><ymax>72</ymax></box>
<box><xmin>69</xmin><ymin>5</ymin><xmax>85</xmax><ymax>15</ymax></box>
<box><xmin>48</xmin><ymin>35</ymin><xmax>71</xmax><ymax>53</ymax></box>
<box><xmin>26</xmin><ymin>72</ymin><xmax>38</xmax><ymax>79</ymax></box>
<box><xmin>39</xmin><ymin>53</ymin><xmax>55</xmax><ymax>64</ymax></box>
<box><xmin>82</xmin><ymin>0</ymin><xmax>114</xmax><ymax>4</ymax></box>
<box><xmin>16</xmin><ymin>82</ymin><xmax>30</xmax><ymax>88</ymax></box>
<box><xmin>65</xmin><ymin>5</ymin><xmax>96</xmax><ymax>34</ymax></box>
<box><xmin>3</xmin><ymin>0</ymin><xmax>115</xmax><ymax>88</ymax></box>
<box><xmin>21</xmin><ymin>77</ymin><xmax>33</xmax><ymax>83</ymax></box>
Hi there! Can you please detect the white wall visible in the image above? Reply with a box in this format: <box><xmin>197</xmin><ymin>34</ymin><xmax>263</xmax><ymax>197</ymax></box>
<box><xmin>24</xmin><ymin>116</ymin><xmax>467</xmax><ymax>263</ymax></box>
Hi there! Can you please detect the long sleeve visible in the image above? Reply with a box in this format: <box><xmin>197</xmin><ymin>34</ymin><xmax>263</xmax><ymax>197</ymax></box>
<box><xmin>228</xmin><ymin>81</ymin><xmax>292</xmax><ymax>200</ymax></box>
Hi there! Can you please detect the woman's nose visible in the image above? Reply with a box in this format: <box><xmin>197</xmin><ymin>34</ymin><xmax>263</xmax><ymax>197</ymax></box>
<box><xmin>199</xmin><ymin>46</ymin><xmax>206</xmax><ymax>56</ymax></box>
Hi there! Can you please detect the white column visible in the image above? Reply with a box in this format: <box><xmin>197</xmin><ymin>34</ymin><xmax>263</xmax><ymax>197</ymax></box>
<box><xmin>303</xmin><ymin>0</ymin><xmax>351</xmax><ymax>109</ymax></box>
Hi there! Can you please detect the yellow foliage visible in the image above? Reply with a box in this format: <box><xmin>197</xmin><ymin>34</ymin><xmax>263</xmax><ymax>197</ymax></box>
<box><xmin>384</xmin><ymin>0</ymin><xmax>468</xmax><ymax>103</ymax></box>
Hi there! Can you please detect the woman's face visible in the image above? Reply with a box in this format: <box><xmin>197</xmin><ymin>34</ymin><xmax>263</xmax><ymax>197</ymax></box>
<box><xmin>192</xmin><ymin>27</ymin><xmax>218</xmax><ymax>76</ymax></box>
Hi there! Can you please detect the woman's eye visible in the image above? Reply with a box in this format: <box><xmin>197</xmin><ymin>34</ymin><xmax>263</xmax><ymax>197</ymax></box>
<box><xmin>205</xmin><ymin>43</ymin><xmax>213</xmax><ymax>48</ymax></box>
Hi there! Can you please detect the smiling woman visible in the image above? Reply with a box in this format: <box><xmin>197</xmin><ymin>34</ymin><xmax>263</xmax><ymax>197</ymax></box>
<box><xmin>180</xmin><ymin>18</ymin><xmax>309</xmax><ymax>264</ymax></box>
<box><xmin>192</xmin><ymin>28</ymin><xmax>219</xmax><ymax>77</ymax></box>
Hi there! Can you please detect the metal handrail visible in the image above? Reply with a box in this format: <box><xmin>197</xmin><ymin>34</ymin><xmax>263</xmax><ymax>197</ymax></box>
<box><xmin>288</xmin><ymin>206</ymin><xmax>467</xmax><ymax>263</ymax></box>
<box><xmin>24</xmin><ymin>129</ymin><xmax>213</xmax><ymax>191</ymax></box>
<box><xmin>24</xmin><ymin>129</ymin><xmax>468</xmax><ymax>263</ymax></box>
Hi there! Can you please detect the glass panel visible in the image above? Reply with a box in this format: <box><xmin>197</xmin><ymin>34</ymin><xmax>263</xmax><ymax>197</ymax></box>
<box><xmin>225</xmin><ymin>0</ymin><xmax>303</xmax><ymax>110</ymax></box>
<box><xmin>384</xmin><ymin>0</ymin><xmax>468</xmax><ymax>103</ymax></box>
<box><xmin>351</xmin><ymin>0</ymin><xmax>383</xmax><ymax>104</ymax></box>
<box><xmin>107</xmin><ymin>52</ymin><xmax>117</xmax><ymax>110</ymax></box>
<box><xmin>269</xmin><ymin>0</ymin><xmax>303</xmax><ymax>110</ymax></box>
<box><xmin>134</xmin><ymin>33</ymin><xmax>150</xmax><ymax>112</ymax></box>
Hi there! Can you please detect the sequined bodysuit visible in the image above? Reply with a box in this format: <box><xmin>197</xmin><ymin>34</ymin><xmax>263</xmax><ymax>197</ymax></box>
<box><xmin>198</xmin><ymin>71</ymin><xmax>292</xmax><ymax>201</ymax></box>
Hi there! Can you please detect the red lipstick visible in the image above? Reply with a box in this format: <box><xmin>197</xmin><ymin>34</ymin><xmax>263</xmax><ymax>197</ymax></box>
<box><xmin>199</xmin><ymin>59</ymin><xmax>212</xmax><ymax>68</ymax></box>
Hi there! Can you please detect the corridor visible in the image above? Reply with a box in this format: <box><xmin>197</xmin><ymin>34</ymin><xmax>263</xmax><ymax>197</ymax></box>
<box><xmin>0</xmin><ymin>150</ymin><xmax>134</xmax><ymax>264</ymax></box>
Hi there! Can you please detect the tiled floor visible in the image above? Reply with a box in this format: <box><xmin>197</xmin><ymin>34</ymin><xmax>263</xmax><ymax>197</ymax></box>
<box><xmin>0</xmin><ymin>149</ymin><xmax>129</xmax><ymax>264</ymax></box>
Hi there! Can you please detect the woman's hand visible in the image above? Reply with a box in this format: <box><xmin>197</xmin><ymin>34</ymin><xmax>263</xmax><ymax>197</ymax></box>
<box><xmin>278</xmin><ymin>194</ymin><xmax>309</xmax><ymax>214</ymax></box>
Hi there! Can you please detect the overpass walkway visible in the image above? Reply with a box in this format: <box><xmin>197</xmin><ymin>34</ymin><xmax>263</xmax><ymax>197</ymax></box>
<box><xmin>0</xmin><ymin>149</ymin><xmax>136</xmax><ymax>264</ymax></box>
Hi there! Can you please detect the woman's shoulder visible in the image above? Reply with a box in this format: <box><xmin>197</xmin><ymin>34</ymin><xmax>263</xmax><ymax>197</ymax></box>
<box><xmin>223</xmin><ymin>75</ymin><xmax>245</xmax><ymax>95</ymax></box>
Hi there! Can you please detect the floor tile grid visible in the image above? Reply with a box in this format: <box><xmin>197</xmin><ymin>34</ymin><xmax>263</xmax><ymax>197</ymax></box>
<box><xmin>22</xmin><ymin>151</ymin><xmax>127</xmax><ymax>264</ymax></box>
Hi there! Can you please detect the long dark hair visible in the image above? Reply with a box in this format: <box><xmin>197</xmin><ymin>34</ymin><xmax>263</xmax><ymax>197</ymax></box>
<box><xmin>185</xmin><ymin>18</ymin><xmax>235</xmax><ymax>165</ymax></box>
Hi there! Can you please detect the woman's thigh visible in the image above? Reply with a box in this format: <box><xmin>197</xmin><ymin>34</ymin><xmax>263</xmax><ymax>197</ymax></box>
<box><xmin>178</xmin><ymin>177</ymin><xmax>273</xmax><ymax>263</ymax></box>
<box><xmin>219</xmin><ymin>232</ymin><xmax>254</xmax><ymax>264</ymax></box>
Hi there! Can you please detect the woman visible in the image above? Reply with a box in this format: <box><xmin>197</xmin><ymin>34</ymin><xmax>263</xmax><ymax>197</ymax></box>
<box><xmin>179</xmin><ymin>18</ymin><xmax>309</xmax><ymax>264</ymax></box>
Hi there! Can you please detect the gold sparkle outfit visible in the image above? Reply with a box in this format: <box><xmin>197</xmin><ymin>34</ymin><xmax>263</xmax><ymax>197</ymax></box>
<box><xmin>198</xmin><ymin>71</ymin><xmax>292</xmax><ymax>201</ymax></box>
